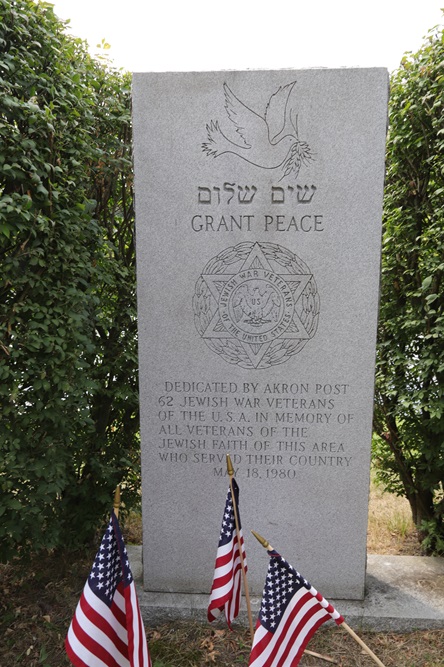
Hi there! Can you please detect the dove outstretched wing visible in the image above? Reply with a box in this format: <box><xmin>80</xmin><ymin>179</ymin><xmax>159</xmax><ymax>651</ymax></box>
<box><xmin>264</xmin><ymin>81</ymin><xmax>297</xmax><ymax>144</ymax></box>
<box><xmin>203</xmin><ymin>80</ymin><xmax>311</xmax><ymax>179</ymax></box>
<box><xmin>223</xmin><ymin>83</ymin><xmax>268</xmax><ymax>148</ymax></box>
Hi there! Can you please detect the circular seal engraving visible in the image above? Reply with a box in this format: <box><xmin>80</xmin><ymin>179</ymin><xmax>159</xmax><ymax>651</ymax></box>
<box><xmin>193</xmin><ymin>242</ymin><xmax>320</xmax><ymax>369</ymax></box>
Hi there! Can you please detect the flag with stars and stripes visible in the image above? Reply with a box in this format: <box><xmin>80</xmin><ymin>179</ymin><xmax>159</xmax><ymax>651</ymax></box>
<box><xmin>65</xmin><ymin>510</ymin><xmax>151</xmax><ymax>667</ymax></box>
<box><xmin>249</xmin><ymin>550</ymin><xmax>344</xmax><ymax>667</ymax></box>
<box><xmin>207</xmin><ymin>479</ymin><xmax>247</xmax><ymax>628</ymax></box>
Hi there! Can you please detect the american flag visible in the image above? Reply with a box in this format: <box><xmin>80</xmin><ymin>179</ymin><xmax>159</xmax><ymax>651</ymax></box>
<box><xmin>65</xmin><ymin>511</ymin><xmax>151</xmax><ymax>667</ymax></box>
<box><xmin>249</xmin><ymin>550</ymin><xmax>343</xmax><ymax>667</ymax></box>
<box><xmin>207</xmin><ymin>479</ymin><xmax>247</xmax><ymax>628</ymax></box>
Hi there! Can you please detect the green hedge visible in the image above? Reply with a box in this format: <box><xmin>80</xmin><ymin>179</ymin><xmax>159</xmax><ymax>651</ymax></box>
<box><xmin>0</xmin><ymin>0</ymin><xmax>139</xmax><ymax>560</ymax></box>
<box><xmin>374</xmin><ymin>21</ymin><xmax>444</xmax><ymax>553</ymax></box>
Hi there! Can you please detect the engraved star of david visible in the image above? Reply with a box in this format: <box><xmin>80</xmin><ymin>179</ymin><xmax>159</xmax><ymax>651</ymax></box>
<box><xmin>200</xmin><ymin>243</ymin><xmax>313</xmax><ymax>367</ymax></box>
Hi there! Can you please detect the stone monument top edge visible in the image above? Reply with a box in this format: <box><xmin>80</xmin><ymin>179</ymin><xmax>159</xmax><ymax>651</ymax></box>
<box><xmin>132</xmin><ymin>66</ymin><xmax>389</xmax><ymax>78</ymax></box>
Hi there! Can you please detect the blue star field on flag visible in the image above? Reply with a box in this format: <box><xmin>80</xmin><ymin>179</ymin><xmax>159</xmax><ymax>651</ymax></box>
<box><xmin>88</xmin><ymin>518</ymin><xmax>133</xmax><ymax>606</ymax></box>
<box><xmin>258</xmin><ymin>551</ymin><xmax>310</xmax><ymax>632</ymax></box>
<box><xmin>217</xmin><ymin>484</ymin><xmax>238</xmax><ymax>547</ymax></box>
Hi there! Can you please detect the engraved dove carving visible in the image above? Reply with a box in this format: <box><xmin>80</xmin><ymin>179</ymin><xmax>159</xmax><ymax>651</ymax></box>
<box><xmin>202</xmin><ymin>81</ymin><xmax>312</xmax><ymax>180</ymax></box>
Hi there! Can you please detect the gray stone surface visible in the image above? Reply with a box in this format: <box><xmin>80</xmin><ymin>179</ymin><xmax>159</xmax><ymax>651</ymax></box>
<box><xmin>127</xmin><ymin>546</ymin><xmax>444</xmax><ymax>631</ymax></box>
<box><xmin>133</xmin><ymin>69</ymin><xmax>389</xmax><ymax>600</ymax></box>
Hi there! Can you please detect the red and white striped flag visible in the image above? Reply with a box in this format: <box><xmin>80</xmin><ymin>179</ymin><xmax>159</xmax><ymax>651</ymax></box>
<box><xmin>65</xmin><ymin>510</ymin><xmax>151</xmax><ymax>667</ymax></box>
<box><xmin>249</xmin><ymin>550</ymin><xmax>343</xmax><ymax>667</ymax></box>
<box><xmin>208</xmin><ymin>479</ymin><xmax>246</xmax><ymax>628</ymax></box>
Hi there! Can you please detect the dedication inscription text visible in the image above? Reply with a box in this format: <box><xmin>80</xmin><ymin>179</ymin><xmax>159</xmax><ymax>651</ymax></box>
<box><xmin>156</xmin><ymin>380</ymin><xmax>354</xmax><ymax>477</ymax></box>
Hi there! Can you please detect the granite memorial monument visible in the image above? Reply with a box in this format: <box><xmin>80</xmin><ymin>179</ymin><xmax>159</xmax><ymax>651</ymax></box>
<box><xmin>132</xmin><ymin>68</ymin><xmax>389</xmax><ymax>602</ymax></box>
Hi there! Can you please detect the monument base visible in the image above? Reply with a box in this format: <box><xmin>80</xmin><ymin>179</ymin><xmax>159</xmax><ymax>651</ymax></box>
<box><xmin>127</xmin><ymin>547</ymin><xmax>444</xmax><ymax>631</ymax></box>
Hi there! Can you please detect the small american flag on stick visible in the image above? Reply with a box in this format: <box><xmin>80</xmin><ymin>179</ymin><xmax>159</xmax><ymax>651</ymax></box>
<box><xmin>65</xmin><ymin>510</ymin><xmax>151</xmax><ymax>667</ymax></box>
<box><xmin>207</xmin><ymin>479</ymin><xmax>247</xmax><ymax>628</ymax></box>
<box><xmin>249</xmin><ymin>548</ymin><xmax>343</xmax><ymax>667</ymax></box>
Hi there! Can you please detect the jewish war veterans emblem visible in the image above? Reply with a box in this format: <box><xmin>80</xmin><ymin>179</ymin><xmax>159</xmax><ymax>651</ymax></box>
<box><xmin>193</xmin><ymin>242</ymin><xmax>320</xmax><ymax>369</ymax></box>
<box><xmin>202</xmin><ymin>81</ymin><xmax>313</xmax><ymax>182</ymax></box>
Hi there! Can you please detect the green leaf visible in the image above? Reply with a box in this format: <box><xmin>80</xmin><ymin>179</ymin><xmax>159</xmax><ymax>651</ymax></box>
<box><xmin>375</xmin><ymin>19</ymin><xmax>444</xmax><ymax>555</ymax></box>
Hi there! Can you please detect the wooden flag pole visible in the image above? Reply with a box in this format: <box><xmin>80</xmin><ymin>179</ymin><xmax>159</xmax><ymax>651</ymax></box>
<box><xmin>226</xmin><ymin>454</ymin><xmax>254</xmax><ymax>642</ymax></box>
<box><xmin>340</xmin><ymin>622</ymin><xmax>387</xmax><ymax>667</ymax></box>
<box><xmin>113</xmin><ymin>485</ymin><xmax>121</xmax><ymax>519</ymax></box>
<box><xmin>251</xmin><ymin>530</ymin><xmax>339</xmax><ymax>666</ymax></box>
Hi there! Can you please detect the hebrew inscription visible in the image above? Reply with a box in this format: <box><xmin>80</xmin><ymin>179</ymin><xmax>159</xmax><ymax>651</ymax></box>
<box><xmin>193</xmin><ymin>242</ymin><xmax>320</xmax><ymax>368</ymax></box>
<box><xmin>271</xmin><ymin>184</ymin><xmax>317</xmax><ymax>204</ymax></box>
<box><xmin>198</xmin><ymin>184</ymin><xmax>258</xmax><ymax>205</ymax></box>
<box><xmin>196</xmin><ymin>184</ymin><xmax>317</xmax><ymax>206</ymax></box>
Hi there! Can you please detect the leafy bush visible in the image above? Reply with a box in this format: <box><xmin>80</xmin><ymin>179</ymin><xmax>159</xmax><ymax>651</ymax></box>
<box><xmin>374</xmin><ymin>20</ymin><xmax>444</xmax><ymax>553</ymax></box>
<box><xmin>0</xmin><ymin>0</ymin><xmax>139</xmax><ymax>560</ymax></box>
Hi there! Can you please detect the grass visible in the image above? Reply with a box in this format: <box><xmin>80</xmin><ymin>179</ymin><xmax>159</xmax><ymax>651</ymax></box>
<box><xmin>144</xmin><ymin>622</ymin><xmax>444</xmax><ymax>666</ymax></box>
<box><xmin>0</xmin><ymin>479</ymin><xmax>443</xmax><ymax>666</ymax></box>
<box><xmin>367</xmin><ymin>475</ymin><xmax>422</xmax><ymax>555</ymax></box>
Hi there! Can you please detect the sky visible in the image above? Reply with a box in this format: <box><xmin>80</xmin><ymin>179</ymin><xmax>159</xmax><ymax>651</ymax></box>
<box><xmin>47</xmin><ymin>0</ymin><xmax>444</xmax><ymax>74</ymax></box>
